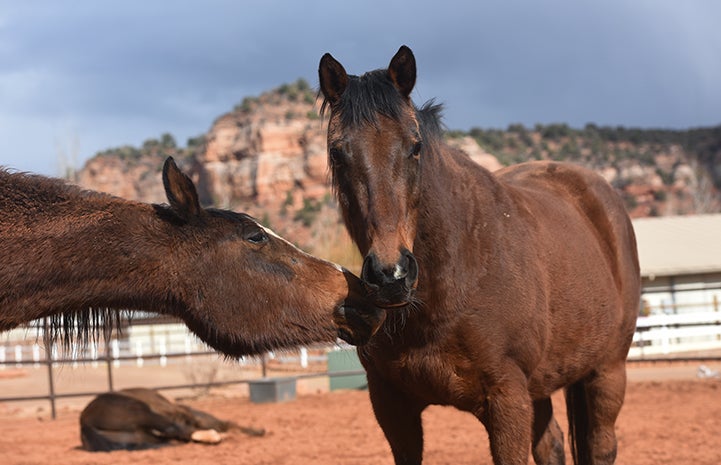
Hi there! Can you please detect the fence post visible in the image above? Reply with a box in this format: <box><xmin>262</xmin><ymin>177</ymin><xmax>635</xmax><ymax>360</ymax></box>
<box><xmin>661</xmin><ymin>325</ymin><xmax>670</xmax><ymax>355</ymax></box>
<box><xmin>185</xmin><ymin>337</ymin><xmax>192</xmax><ymax>362</ymax></box>
<box><xmin>14</xmin><ymin>344</ymin><xmax>22</xmax><ymax>368</ymax></box>
<box><xmin>713</xmin><ymin>294</ymin><xmax>721</xmax><ymax>341</ymax></box>
<box><xmin>91</xmin><ymin>342</ymin><xmax>98</xmax><ymax>368</ymax></box>
<box><xmin>32</xmin><ymin>344</ymin><xmax>40</xmax><ymax>368</ymax></box>
<box><xmin>300</xmin><ymin>347</ymin><xmax>308</xmax><ymax>368</ymax></box>
<box><xmin>112</xmin><ymin>339</ymin><xmax>120</xmax><ymax>368</ymax></box>
<box><xmin>105</xmin><ymin>340</ymin><xmax>114</xmax><ymax>392</ymax></box>
<box><xmin>135</xmin><ymin>340</ymin><xmax>144</xmax><ymax>367</ymax></box>
<box><xmin>45</xmin><ymin>341</ymin><xmax>57</xmax><ymax>420</ymax></box>
<box><xmin>159</xmin><ymin>337</ymin><xmax>167</xmax><ymax>367</ymax></box>
<box><xmin>72</xmin><ymin>343</ymin><xmax>80</xmax><ymax>368</ymax></box>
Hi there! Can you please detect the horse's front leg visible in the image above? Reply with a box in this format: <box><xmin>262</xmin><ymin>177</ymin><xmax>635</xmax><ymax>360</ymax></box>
<box><xmin>478</xmin><ymin>366</ymin><xmax>534</xmax><ymax>465</ymax></box>
<box><xmin>366</xmin><ymin>370</ymin><xmax>425</xmax><ymax>465</ymax></box>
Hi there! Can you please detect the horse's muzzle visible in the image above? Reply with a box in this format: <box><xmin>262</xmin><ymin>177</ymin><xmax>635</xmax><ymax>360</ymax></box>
<box><xmin>334</xmin><ymin>269</ymin><xmax>387</xmax><ymax>345</ymax></box>
<box><xmin>361</xmin><ymin>249</ymin><xmax>418</xmax><ymax>308</ymax></box>
<box><xmin>333</xmin><ymin>305</ymin><xmax>387</xmax><ymax>346</ymax></box>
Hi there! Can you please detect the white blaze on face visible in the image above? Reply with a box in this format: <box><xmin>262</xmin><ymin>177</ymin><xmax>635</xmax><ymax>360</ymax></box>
<box><xmin>259</xmin><ymin>223</ymin><xmax>345</xmax><ymax>273</ymax></box>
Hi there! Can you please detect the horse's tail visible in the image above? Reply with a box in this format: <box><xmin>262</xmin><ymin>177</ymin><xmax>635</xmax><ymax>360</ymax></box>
<box><xmin>565</xmin><ymin>381</ymin><xmax>591</xmax><ymax>465</ymax></box>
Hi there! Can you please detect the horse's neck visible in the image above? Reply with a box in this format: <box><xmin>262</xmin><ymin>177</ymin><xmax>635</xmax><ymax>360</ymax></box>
<box><xmin>0</xmin><ymin>193</ymin><xmax>173</xmax><ymax>329</ymax></box>
<box><xmin>407</xmin><ymin>145</ymin><xmax>507</xmax><ymax>327</ymax></box>
<box><xmin>418</xmin><ymin>144</ymin><xmax>505</xmax><ymax>244</ymax></box>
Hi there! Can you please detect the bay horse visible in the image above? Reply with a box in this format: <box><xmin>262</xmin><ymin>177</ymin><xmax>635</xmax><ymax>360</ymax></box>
<box><xmin>80</xmin><ymin>387</ymin><xmax>264</xmax><ymax>451</ymax></box>
<box><xmin>319</xmin><ymin>46</ymin><xmax>640</xmax><ymax>465</ymax></box>
<box><xmin>0</xmin><ymin>157</ymin><xmax>384</xmax><ymax>355</ymax></box>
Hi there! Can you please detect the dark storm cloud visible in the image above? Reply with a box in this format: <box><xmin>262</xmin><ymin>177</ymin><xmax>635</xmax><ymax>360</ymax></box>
<box><xmin>1</xmin><ymin>0</ymin><xmax>719</xmax><ymax>175</ymax></box>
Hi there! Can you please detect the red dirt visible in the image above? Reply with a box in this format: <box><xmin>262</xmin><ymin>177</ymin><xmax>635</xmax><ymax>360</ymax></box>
<box><xmin>1</xmin><ymin>369</ymin><xmax>720</xmax><ymax>465</ymax></box>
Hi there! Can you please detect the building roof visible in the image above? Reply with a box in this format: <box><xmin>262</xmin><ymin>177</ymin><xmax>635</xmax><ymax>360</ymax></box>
<box><xmin>632</xmin><ymin>214</ymin><xmax>721</xmax><ymax>278</ymax></box>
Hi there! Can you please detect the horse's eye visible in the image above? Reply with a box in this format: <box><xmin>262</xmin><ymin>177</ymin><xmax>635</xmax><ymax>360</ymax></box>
<box><xmin>329</xmin><ymin>147</ymin><xmax>346</xmax><ymax>166</ymax></box>
<box><xmin>410</xmin><ymin>141</ymin><xmax>422</xmax><ymax>160</ymax></box>
<box><xmin>245</xmin><ymin>229</ymin><xmax>269</xmax><ymax>244</ymax></box>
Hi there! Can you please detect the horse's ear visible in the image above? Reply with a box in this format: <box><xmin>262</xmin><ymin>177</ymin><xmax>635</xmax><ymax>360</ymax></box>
<box><xmin>319</xmin><ymin>52</ymin><xmax>348</xmax><ymax>105</ymax></box>
<box><xmin>162</xmin><ymin>157</ymin><xmax>202</xmax><ymax>221</ymax></box>
<box><xmin>388</xmin><ymin>45</ymin><xmax>416</xmax><ymax>98</ymax></box>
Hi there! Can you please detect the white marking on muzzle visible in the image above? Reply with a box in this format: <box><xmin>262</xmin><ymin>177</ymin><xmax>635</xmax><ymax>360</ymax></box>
<box><xmin>393</xmin><ymin>263</ymin><xmax>404</xmax><ymax>280</ymax></box>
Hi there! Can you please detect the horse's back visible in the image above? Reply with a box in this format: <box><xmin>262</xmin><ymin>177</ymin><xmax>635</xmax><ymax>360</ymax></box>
<box><xmin>496</xmin><ymin>161</ymin><xmax>639</xmax><ymax>290</ymax></box>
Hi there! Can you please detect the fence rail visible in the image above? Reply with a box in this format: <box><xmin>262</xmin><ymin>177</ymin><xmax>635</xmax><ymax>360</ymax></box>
<box><xmin>0</xmin><ymin>332</ymin><xmax>362</xmax><ymax>420</ymax></box>
<box><xmin>3</xmin><ymin>311</ymin><xmax>721</xmax><ymax>419</ymax></box>
<box><xmin>629</xmin><ymin>311</ymin><xmax>721</xmax><ymax>359</ymax></box>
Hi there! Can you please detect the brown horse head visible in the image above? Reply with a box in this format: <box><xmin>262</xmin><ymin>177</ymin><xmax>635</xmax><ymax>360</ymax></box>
<box><xmin>0</xmin><ymin>157</ymin><xmax>385</xmax><ymax>354</ymax></box>
<box><xmin>159</xmin><ymin>158</ymin><xmax>385</xmax><ymax>352</ymax></box>
<box><xmin>319</xmin><ymin>45</ymin><xmax>423</xmax><ymax>308</ymax></box>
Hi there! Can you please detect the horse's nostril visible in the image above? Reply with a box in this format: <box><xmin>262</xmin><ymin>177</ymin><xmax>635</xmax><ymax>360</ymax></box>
<box><xmin>361</xmin><ymin>253</ymin><xmax>380</xmax><ymax>285</ymax></box>
<box><xmin>362</xmin><ymin>252</ymin><xmax>400</xmax><ymax>286</ymax></box>
<box><xmin>362</xmin><ymin>250</ymin><xmax>418</xmax><ymax>288</ymax></box>
<box><xmin>401</xmin><ymin>249</ymin><xmax>418</xmax><ymax>286</ymax></box>
<box><xmin>407</xmin><ymin>255</ymin><xmax>418</xmax><ymax>285</ymax></box>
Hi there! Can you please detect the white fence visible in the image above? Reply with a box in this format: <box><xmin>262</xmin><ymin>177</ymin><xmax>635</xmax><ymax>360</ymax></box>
<box><xmin>0</xmin><ymin>323</ymin><xmax>212</xmax><ymax>370</ymax></box>
<box><xmin>630</xmin><ymin>311</ymin><xmax>721</xmax><ymax>359</ymax></box>
<box><xmin>0</xmin><ymin>321</ymin><xmax>347</xmax><ymax>419</ymax></box>
<box><xmin>0</xmin><ymin>322</ymin><xmax>325</xmax><ymax>371</ymax></box>
<box><xmin>3</xmin><ymin>312</ymin><xmax>721</xmax><ymax>369</ymax></box>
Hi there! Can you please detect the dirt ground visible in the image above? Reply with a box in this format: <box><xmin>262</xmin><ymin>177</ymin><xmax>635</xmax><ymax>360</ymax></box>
<box><xmin>0</xmin><ymin>362</ymin><xmax>720</xmax><ymax>465</ymax></box>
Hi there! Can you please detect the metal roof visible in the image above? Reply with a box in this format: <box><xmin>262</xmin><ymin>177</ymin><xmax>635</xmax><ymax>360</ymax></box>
<box><xmin>632</xmin><ymin>214</ymin><xmax>721</xmax><ymax>278</ymax></box>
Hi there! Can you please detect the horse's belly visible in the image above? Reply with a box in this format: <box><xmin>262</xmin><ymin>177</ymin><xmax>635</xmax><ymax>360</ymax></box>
<box><xmin>527</xmin><ymin>326</ymin><xmax>633</xmax><ymax>397</ymax></box>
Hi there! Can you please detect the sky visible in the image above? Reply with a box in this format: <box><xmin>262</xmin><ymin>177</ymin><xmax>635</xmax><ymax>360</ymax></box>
<box><xmin>1</xmin><ymin>0</ymin><xmax>720</xmax><ymax>176</ymax></box>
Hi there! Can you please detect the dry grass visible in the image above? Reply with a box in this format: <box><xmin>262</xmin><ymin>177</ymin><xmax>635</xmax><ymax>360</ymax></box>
<box><xmin>306</xmin><ymin>206</ymin><xmax>363</xmax><ymax>274</ymax></box>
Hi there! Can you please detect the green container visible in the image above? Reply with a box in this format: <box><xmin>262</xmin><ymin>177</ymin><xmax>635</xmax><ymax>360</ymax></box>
<box><xmin>327</xmin><ymin>349</ymin><xmax>367</xmax><ymax>391</ymax></box>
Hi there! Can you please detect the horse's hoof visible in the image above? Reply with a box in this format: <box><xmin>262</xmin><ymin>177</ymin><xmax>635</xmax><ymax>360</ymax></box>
<box><xmin>191</xmin><ymin>429</ymin><xmax>222</xmax><ymax>444</ymax></box>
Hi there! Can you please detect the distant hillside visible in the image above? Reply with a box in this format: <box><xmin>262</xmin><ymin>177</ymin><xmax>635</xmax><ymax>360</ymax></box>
<box><xmin>75</xmin><ymin>79</ymin><xmax>721</xmax><ymax>264</ymax></box>
<box><xmin>451</xmin><ymin>123</ymin><xmax>721</xmax><ymax>217</ymax></box>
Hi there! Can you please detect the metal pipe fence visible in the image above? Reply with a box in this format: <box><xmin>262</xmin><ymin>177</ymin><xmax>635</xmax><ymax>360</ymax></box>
<box><xmin>0</xmin><ymin>338</ymin><xmax>364</xmax><ymax>419</ymax></box>
<box><xmin>3</xmin><ymin>308</ymin><xmax>721</xmax><ymax>420</ymax></box>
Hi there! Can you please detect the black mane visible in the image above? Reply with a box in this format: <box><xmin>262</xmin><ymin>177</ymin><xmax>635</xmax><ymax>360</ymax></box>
<box><xmin>320</xmin><ymin>69</ymin><xmax>403</xmax><ymax>127</ymax></box>
<box><xmin>320</xmin><ymin>68</ymin><xmax>445</xmax><ymax>145</ymax></box>
<box><xmin>416</xmin><ymin>100</ymin><xmax>445</xmax><ymax>144</ymax></box>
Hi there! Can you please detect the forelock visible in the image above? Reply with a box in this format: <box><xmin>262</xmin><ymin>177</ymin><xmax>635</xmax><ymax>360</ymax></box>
<box><xmin>322</xmin><ymin>69</ymin><xmax>407</xmax><ymax>127</ymax></box>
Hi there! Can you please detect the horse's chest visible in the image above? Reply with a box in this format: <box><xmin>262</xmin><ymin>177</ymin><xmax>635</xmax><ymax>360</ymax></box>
<box><xmin>375</xmin><ymin>349</ymin><xmax>481</xmax><ymax>408</ymax></box>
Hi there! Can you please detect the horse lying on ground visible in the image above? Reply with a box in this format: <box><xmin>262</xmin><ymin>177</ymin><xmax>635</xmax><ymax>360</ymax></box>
<box><xmin>0</xmin><ymin>157</ymin><xmax>385</xmax><ymax>354</ymax></box>
<box><xmin>319</xmin><ymin>46</ymin><xmax>640</xmax><ymax>465</ymax></box>
<box><xmin>80</xmin><ymin>387</ymin><xmax>264</xmax><ymax>451</ymax></box>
